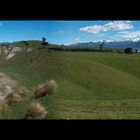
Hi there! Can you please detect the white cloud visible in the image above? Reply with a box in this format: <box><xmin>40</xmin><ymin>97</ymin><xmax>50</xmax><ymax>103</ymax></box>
<box><xmin>74</xmin><ymin>38</ymin><xmax>91</xmax><ymax>43</ymax></box>
<box><xmin>65</xmin><ymin>43</ymin><xmax>71</xmax><ymax>46</ymax></box>
<box><xmin>79</xmin><ymin>21</ymin><xmax>133</xmax><ymax>34</ymax></box>
<box><xmin>105</xmin><ymin>40</ymin><xmax>115</xmax><ymax>42</ymax></box>
<box><xmin>80</xmin><ymin>25</ymin><xmax>107</xmax><ymax>34</ymax></box>
<box><xmin>132</xmin><ymin>38</ymin><xmax>140</xmax><ymax>42</ymax></box>
<box><xmin>116</xmin><ymin>31</ymin><xmax>140</xmax><ymax>39</ymax></box>
<box><xmin>105</xmin><ymin>21</ymin><xmax>133</xmax><ymax>30</ymax></box>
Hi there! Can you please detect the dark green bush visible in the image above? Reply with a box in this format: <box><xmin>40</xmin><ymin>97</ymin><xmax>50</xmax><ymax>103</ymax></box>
<box><xmin>124</xmin><ymin>47</ymin><xmax>133</xmax><ymax>54</ymax></box>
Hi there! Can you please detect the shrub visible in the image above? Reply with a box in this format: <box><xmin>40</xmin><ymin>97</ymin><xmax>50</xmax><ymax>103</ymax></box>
<box><xmin>0</xmin><ymin>101</ymin><xmax>8</xmax><ymax>112</ymax></box>
<box><xmin>32</xmin><ymin>80</ymin><xmax>58</xmax><ymax>99</ymax></box>
<box><xmin>4</xmin><ymin>92</ymin><xmax>22</xmax><ymax>105</ymax></box>
<box><xmin>0</xmin><ymin>84</ymin><xmax>13</xmax><ymax>95</ymax></box>
<box><xmin>14</xmin><ymin>87</ymin><xmax>30</xmax><ymax>96</ymax></box>
<box><xmin>135</xmin><ymin>49</ymin><xmax>138</xmax><ymax>53</ymax></box>
<box><xmin>46</xmin><ymin>80</ymin><xmax>58</xmax><ymax>94</ymax></box>
<box><xmin>124</xmin><ymin>47</ymin><xmax>133</xmax><ymax>54</ymax></box>
<box><xmin>117</xmin><ymin>50</ymin><xmax>123</xmax><ymax>53</ymax></box>
<box><xmin>24</xmin><ymin>102</ymin><xmax>47</xmax><ymax>119</ymax></box>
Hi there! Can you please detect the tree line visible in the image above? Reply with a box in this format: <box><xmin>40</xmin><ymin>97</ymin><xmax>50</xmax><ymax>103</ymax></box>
<box><xmin>48</xmin><ymin>45</ymin><xmax>120</xmax><ymax>53</ymax></box>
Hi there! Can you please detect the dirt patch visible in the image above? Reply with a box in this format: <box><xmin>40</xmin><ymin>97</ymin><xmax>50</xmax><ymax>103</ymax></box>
<box><xmin>0</xmin><ymin>72</ymin><xmax>17</xmax><ymax>100</ymax></box>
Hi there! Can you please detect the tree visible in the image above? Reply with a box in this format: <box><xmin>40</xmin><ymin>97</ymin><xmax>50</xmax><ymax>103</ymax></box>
<box><xmin>99</xmin><ymin>40</ymin><xmax>105</xmax><ymax>51</ymax></box>
<box><xmin>22</xmin><ymin>41</ymin><xmax>27</xmax><ymax>46</ymax></box>
<box><xmin>124</xmin><ymin>47</ymin><xmax>133</xmax><ymax>54</ymax></box>
<box><xmin>26</xmin><ymin>42</ymin><xmax>29</xmax><ymax>47</ymax></box>
<box><xmin>42</xmin><ymin>37</ymin><xmax>49</xmax><ymax>48</ymax></box>
<box><xmin>22</xmin><ymin>41</ymin><xmax>26</xmax><ymax>43</ymax></box>
<box><xmin>22</xmin><ymin>41</ymin><xmax>29</xmax><ymax>47</ymax></box>
<box><xmin>135</xmin><ymin>49</ymin><xmax>138</xmax><ymax>53</ymax></box>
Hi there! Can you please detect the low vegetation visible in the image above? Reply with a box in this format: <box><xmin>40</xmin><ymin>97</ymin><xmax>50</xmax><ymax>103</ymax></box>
<box><xmin>124</xmin><ymin>47</ymin><xmax>133</xmax><ymax>54</ymax></box>
<box><xmin>31</xmin><ymin>80</ymin><xmax>58</xmax><ymax>99</ymax></box>
<box><xmin>48</xmin><ymin>45</ymin><xmax>124</xmax><ymax>53</ymax></box>
<box><xmin>14</xmin><ymin>87</ymin><xmax>30</xmax><ymax>96</ymax></box>
<box><xmin>4</xmin><ymin>92</ymin><xmax>22</xmax><ymax>105</ymax></box>
<box><xmin>0</xmin><ymin>79</ymin><xmax>57</xmax><ymax>119</ymax></box>
<box><xmin>24</xmin><ymin>101</ymin><xmax>47</xmax><ymax>119</ymax></box>
<box><xmin>0</xmin><ymin>42</ymin><xmax>140</xmax><ymax>119</ymax></box>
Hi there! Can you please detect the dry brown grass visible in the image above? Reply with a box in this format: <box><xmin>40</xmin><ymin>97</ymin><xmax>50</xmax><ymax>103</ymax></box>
<box><xmin>4</xmin><ymin>92</ymin><xmax>22</xmax><ymax>105</ymax></box>
<box><xmin>47</xmin><ymin>80</ymin><xmax>58</xmax><ymax>93</ymax></box>
<box><xmin>24</xmin><ymin>101</ymin><xmax>47</xmax><ymax>119</ymax></box>
<box><xmin>0</xmin><ymin>92</ymin><xmax>22</xmax><ymax>113</ymax></box>
<box><xmin>32</xmin><ymin>80</ymin><xmax>58</xmax><ymax>99</ymax></box>
<box><xmin>0</xmin><ymin>86</ymin><xmax>26</xmax><ymax>113</ymax></box>
<box><xmin>0</xmin><ymin>84</ymin><xmax>13</xmax><ymax>95</ymax></box>
<box><xmin>0</xmin><ymin>101</ymin><xmax>8</xmax><ymax>112</ymax></box>
<box><xmin>14</xmin><ymin>87</ymin><xmax>30</xmax><ymax>96</ymax></box>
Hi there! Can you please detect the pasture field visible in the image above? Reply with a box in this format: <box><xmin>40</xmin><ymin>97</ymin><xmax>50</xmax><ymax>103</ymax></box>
<box><xmin>0</xmin><ymin>49</ymin><xmax>140</xmax><ymax>119</ymax></box>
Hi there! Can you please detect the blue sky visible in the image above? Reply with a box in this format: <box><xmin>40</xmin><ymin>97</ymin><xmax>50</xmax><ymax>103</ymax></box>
<box><xmin>0</xmin><ymin>20</ymin><xmax>140</xmax><ymax>44</ymax></box>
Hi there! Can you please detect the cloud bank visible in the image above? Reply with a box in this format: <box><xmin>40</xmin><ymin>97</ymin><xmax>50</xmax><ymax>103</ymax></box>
<box><xmin>79</xmin><ymin>21</ymin><xmax>133</xmax><ymax>34</ymax></box>
<box><xmin>116</xmin><ymin>31</ymin><xmax>140</xmax><ymax>39</ymax></box>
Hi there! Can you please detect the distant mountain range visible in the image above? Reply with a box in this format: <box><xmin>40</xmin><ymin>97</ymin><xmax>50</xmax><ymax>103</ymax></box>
<box><xmin>0</xmin><ymin>42</ymin><xmax>13</xmax><ymax>46</ymax></box>
<box><xmin>1</xmin><ymin>40</ymin><xmax>140</xmax><ymax>50</ymax></box>
<box><xmin>69</xmin><ymin>40</ymin><xmax>140</xmax><ymax>50</ymax></box>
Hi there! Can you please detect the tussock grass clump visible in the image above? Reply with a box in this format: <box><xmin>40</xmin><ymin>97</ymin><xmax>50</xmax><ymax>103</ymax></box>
<box><xmin>32</xmin><ymin>80</ymin><xmax>58</xmax><ymax>99</ymax></box>
<box><xmin>47</xmin><ymin>80</ymin><xmax>58</xmax><ymax>93</ymax></box>
<box><xmin>0</xmin><ymin>84</ymin><xmax>13</xmax><ymax>95</ymax></box>
<box><xmin>0</xmin><ymin>84</ymin><xmax>7</xmax><ymax>92</ymax></box>
<box><xmin>0</xmin><ymin>92</ymin><xmax>22</xmax><ymax>112</ymax></box>
<box><xmin>24</xmin><ymin>101</ymin><xmax>47</xmax><ymax>119</ymax></box>
<box><xmin>14</xmin><ymin>87</ymin><xmax>30</xmax><ymax>96</ymax></box>
<box><xmin>4</xmin><ymin>92</ymin><xmax>22</xmax><ymax>105</ymax></box>
<box><xmin>0</xmin><ymin>101</ymin><xmax>8</xmax><ymax>112</ymax></box>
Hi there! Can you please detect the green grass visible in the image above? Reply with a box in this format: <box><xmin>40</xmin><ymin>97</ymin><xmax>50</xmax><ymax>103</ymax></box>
<box><xmin>14</xmin><ymin>40</ymin><xmax>58</xmax><ymax>49</ymax></box>
<box><xmin>0</xmin><ymin>49</ymin><xmax>140</xmax><ymax>119</ymax></box>
<box><xmin>14</xmin><ymin>40</ymin><xmax>43</xmax><ymax>48</ymax></box>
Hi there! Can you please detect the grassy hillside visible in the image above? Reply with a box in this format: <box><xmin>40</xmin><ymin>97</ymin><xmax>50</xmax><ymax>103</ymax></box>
<box><xmin>14</xmin><ymin>40</ymin><xmax>58</xmax><ymax>48</ymax></box>
<box><xmin>14</xmin><ymin>40</ymin><xmax>43</xmax><ymax>48</ymax></box>
<box><xmin>0</xmin><ymin>49</ymin><xmax>140</xmax><ymax>119</ymax></box>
